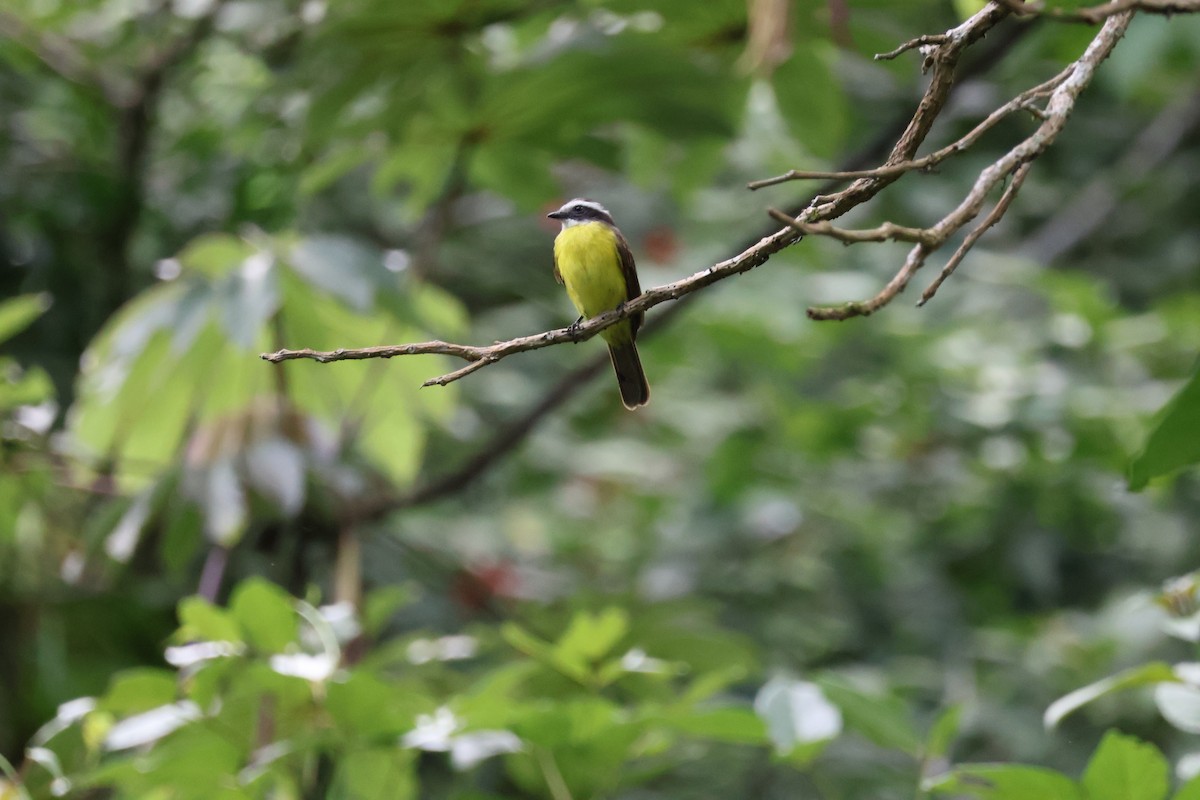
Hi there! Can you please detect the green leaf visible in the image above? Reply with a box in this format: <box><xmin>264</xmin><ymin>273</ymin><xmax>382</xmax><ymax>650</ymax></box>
<box><xmin>300</xmin><ymin>146</ymin><xmax>373</xmax><ymax>196</ymax></box>
<box><xmin>927</xmin><ymin>704</ymin><xmax>963</xmax><ymax>761</ymax></box>
<box><xmin>161</xmin><ymin>500</ymin><xmax>203</xmax><ymax>577</ymax></box>
<box><xmin>1129</xmin><ymin>364</ymin><xmax>1200</xmax><ymax>489</ymax></box>
<box><xmin>681</xmin><ymin>665</ymin><xmax>749</xmax><ymax>705</ymax></box>
<box><xmin>71</xmin><ymin>287</ymin><xmax>250</xmax><ymax>485</ymax></box>
<box><xmin>501</xmin><ymin>622</ymin><xmax>588</xmax><ymax>683</ymax></box>
<box><xmin>0</xmin><ymin>359</ymin><xmax>54</xmax><ymax>410</ymax></box>
<box><xmin>477</xmin><ymin>40</ymin><xmax>741</xmax><ymax>146</ymax></box>
<box><xmin>370</xmin><ymin>136</ymin><xmax>462</xmax><ymax>213</ymax></box>
<box><xmin>1174</xmin><ymin>773</ymin><xmax>1200</xmax><ymax>800</ymax></box>
<box><xmin>289</xmin><ymin>235</ymin><xmax>384</xmax><ymax>311</ymax></box>
<box><xmin>506</xmin><ymin>698</ymin><xmax>638</xmax><ymax>798</ymax></box>
<box><xmin>1045</xmin><ymin>662</ymin><xmax>1178</xmax><ymax>728</ymax></box>
<box><xmin>771</xmin><ymin>45</ymin><xmax>848</xmax><ymax>160</ymax></box>
<box><xmin>501</xmin><ymin>622</ymin><xmax>559</xmax><ymax>662</ymax></box>
<box><xmin>0</xmin><ymin>293</ymin><xmax>50</xmax><ymax>345</ymax></box>
<box><xmin>1081</xmin><ymin>731</ymin><xmax>1169</xmax><ymax>800</ymax></box>
<box><xmin>330</xmin><ymin>748</ymin><xmax>417</xmax><ymax>800</ymax></box>
<box><xmin>230</xmin><ymin>578</ymin><xmax>298</xmax><ymax>653</ymax></box>
<box><xmin>818</xmin><ymin>676</ymin><xmax>921</xmax><ymax>754</ymax></box>
<box><xmin>326</xmin><ymin>673</ymin><xmax>432</xmax><ymax>741</ymax></box>
<box><xmin>215</xmin><ymin>254</ymin><xmax>280</xmax><ymax>351</ymax></box>
<box><xmin>276</xmin><ymin>271</ymin><xmax>439</xmax><ymax>486</ymax></box>
<box><xmin>93</xmin><ymin>724</ymin><xmax>242</xmax><ymax>798</ymax></box>
<box><xmin>362</xmin><ymin>585</ymin><xmax>417</xmax><ymax>638</ymax></box>
<box><xmin>177</xmin><ymin>596</ymin><xmax>244</xmax><ymax>644</ymax></box>
<box><xmin>926</xmin><ymin>765</ymin><xmax>1082</xmax><ymax>799</ymax></box>
<box><xmin>177</xmin><ymin>233</ymin><xmax>256</xmax><ymax>278</ymax></box>
<box><xmin>99</xmin><ymin>669</ymin><xmax>179</xmax><ymax>715</ymax></box>
<box><xmin>660</xmin><ymin>706</ymin><xmax>768</xmax><ymax>745</ymax></box>
<box><xmin>557</xmin><ymin>608</ymin><xmax>630</xmax><ymax>664</ymax></box>
<box><xmin>953</xmin><ymin>0</ymin><xmax>989</xmax><ymax>18</ymax></box>
<box><xmin>468</xmin><ymin>143</ymin><xmax>557</xmax><ymax>212</ymax></box>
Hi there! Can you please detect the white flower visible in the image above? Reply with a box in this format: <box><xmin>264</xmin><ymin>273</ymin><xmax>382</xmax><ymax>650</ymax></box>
<box><xmin>269</xmin><ymin>652</ymin><xmax>337</xmax><ymax>681</ymax></box>
<box><xmin>401</xmin><ymin>707</ymin><xmax>523</xmax><ymax>770</ymax></box>
<box><xmin>104</xmin><ymin>702</ymin><xmax>202</xmax><ymax>751</ymax></box>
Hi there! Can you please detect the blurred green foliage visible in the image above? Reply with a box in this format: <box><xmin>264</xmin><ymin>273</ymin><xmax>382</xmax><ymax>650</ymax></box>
<box><xmin>2</xmin><ymin>0</ymin><xmax>1200</xmax><ymax>798</ymax></box>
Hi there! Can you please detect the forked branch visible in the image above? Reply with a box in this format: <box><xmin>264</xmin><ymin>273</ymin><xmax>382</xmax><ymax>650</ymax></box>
<box><xmin>993</xmin><ymin>0</ymin><xmax>1199</xmax><ymax>23</ymax></box>
<box><xmin>793</xmin><ymin>11</ymin><xmax>1132</xmax><ymax>320</ymax></box>
<box><xmin>262</xmin><ymin>2</ymin><xmax>1167</xmax><ymax>383</ymax></box>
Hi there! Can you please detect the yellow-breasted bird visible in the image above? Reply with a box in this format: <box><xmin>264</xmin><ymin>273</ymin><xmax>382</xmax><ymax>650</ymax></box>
<box><xmin>548</xmin><ymin>198</ymin><xmax>650</xmax><ymax>409</ymax></box>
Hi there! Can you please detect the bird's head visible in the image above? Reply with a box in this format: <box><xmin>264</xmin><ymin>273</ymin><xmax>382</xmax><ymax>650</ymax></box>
<box><xmin>547</xmin><ymin>198</ymin><xmax>616</xmax><ymax>228</ymax></box>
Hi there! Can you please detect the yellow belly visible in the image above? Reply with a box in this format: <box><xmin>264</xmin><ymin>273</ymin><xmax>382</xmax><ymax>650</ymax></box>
<box><xmin>554</xmin><ymin>222</ymin><xmax>628</xmax><ymax>322</ymax></box>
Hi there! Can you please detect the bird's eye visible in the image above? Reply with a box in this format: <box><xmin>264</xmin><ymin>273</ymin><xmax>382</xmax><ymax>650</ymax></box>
<box><xmin>572</xmin><ymin>205</ymin><xmax>585</xmax><ymax>214</ymax></box>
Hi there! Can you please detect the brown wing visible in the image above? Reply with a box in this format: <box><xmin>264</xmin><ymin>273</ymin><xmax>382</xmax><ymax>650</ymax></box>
<box><xmin>613</xmin><ymin>227</ymin><xmax>643</xmax><ymax>336</ymax></box>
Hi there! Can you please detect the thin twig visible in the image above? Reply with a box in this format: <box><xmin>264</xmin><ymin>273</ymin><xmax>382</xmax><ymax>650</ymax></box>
<box><xmin>264</xmin><ymin>218</ymin><xmax>803</xmax><ymax>385</ymax></box>
<box><xmin>802</xmin><ymin>2</ymin><xmax>1011</xmax><ymax>221</ymax></box>
<box><xmin>261</xmin><ymin>3</ymin><xmax>1020</xmax><ymax>385</ymax></box>
<box><xmin>919</xmin><ymin>160</ymin><xmax>1033</xmax><ymax>305</ymax></box>
<box><xmin>874</xmin><ymin>34</ymin><xmax>947</xmax><ymax>61</ymax></box>
<box><xmin>768</xmin><ymin>209</ymin><xmax>935</xmax><ymax>245</ymax></box>
<box><xmin>340</xmin><ymin>20</ymin><xmax>1038</xmax><ymax>521</ymax></box>
<box><xmin>748</xmin><ymin>71</ymin><xmax>1066</xmax><ymax>190</ymax></box>
<box><xmin>994</xmin><ymin>0</ymin><xmax>1199</xmax><ymax>22</ymax></box>
<box><xmin>534</xmin><ymin>747</ymin><xmax>575</xmax><ymax>800</ymax></box>
<box><xmin>805</xmin><ymin>11</ymin><xmax>1134</xmax><ymax>321</ymax></box>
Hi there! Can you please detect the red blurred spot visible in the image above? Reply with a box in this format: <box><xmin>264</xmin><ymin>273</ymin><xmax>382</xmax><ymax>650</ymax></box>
<box><xmin>642</xmin><ymin>226</ymin><xmax>680</xmax><ymax>264</ymax></box>
<box><xmin>451</xmin><ymin>562</ymin><xmax>520</xmax><ymax>611</ymax></box>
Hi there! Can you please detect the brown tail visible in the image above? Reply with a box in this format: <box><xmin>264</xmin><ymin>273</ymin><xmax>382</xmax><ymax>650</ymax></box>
<box><xmin>607</xmin><ymin>341</ymin><xmax>650</xmax><ymax>409</ymax></box>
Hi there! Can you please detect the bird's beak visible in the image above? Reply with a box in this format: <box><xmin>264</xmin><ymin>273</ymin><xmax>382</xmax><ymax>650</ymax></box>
<box><xmin>547</xmin><ymin>210</ymin><xmax>565</xmax><ymax>219</ymax></box>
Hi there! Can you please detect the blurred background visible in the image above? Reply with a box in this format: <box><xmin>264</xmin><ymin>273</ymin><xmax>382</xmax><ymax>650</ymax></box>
<box><xmin>2</xmin><ymin>0</ymin><xmax>1200</xmax><ymax>797</ymax></box>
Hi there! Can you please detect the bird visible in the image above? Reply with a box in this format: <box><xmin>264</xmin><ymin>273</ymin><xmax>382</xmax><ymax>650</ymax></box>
<box><xmin>547</xmin><ymin>198</ymin><xmax>650</xmax><ymax>409</ymax></box>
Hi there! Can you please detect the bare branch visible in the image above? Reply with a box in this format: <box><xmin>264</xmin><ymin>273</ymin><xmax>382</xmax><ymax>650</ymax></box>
<box><xmin>804</xmin><ymin>11</ymin><xmax>1134</xmax><ymax>320</ymax></box>
<box><xmin>768</xmin><ymin>209</ymin><xmax>935</xmax><ymax>246</ymax></box>
<box><xmin>263</xmin><ymin>2</ymin><xmax>1016</xmax><ymax>381</ymax></box>
<box><xmin>797</xmin><ymin>157</ymin><xmax>1029</xmax><ymax>321</ymax></box>
<box><xmin>306</xmin><ymin>19</ymin><xmax>1038</xmax><ymax>523</ymax></box>
<box><xmin>874</xmin><ymin>34</ymin><xmax>947</xmax><ymax>61</ymax></box>
<box><xmin>747</xmin><ymin>71</ymin><xmax>1066</xmax><ymax>191</ymax></box>
<box><xmin>918</xmin><ymin>160</ymin><xmax>1033</xmax><ymax>305</ymax></box>
<box><xmin>264</xmin><ymin>219</ymin><xmax>804</xmax><ymax>384</ymax></box>
<box><xmin>423</xmin><ymin>356</ymin><xmax>496</xmax><ymax>387</ymax></box>
<box><xmin>995</xmin><ymin>0</ymin><xmax>1199</xmax><ymax>22</ymax></box>
<box><xmin>803</xmin><ymin>2</ymin><xmax>1011</xmax><ymax>221</ymax></box>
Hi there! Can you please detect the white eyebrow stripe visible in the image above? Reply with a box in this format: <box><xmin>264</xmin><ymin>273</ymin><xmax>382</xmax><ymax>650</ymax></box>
<box><xmin>563</xmin><ymin>199</ymin><xmax>609</xmax><ymax>215</ymax></box>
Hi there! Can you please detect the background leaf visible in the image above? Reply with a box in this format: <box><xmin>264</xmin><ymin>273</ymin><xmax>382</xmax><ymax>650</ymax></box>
<box><xmin>1129</xmin><ymin>365</ymin><xmax>1200</xmax><ymax>489</ymax></box>
<box><xmin>1081</xmin><ymin>731</ymin><xmax>1169</xmax><ymax>800</ymax></box>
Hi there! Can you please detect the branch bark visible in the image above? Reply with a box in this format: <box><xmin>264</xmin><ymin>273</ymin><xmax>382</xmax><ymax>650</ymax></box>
<box><xmin>801</xmin><ymin>10</ymin><xmax>1135</xmax><ymax>320</ymax></box>
<box><xmin>264</xmin><ymin>219</ymin><xmax>802</xmax><ymax>384</ymax></box>
<box><xmin>994</xmin><ymin>0</ymin><xmax>1199</xmax><ymax>22</ymax></box>
<box><xmin>330</xmin><ymin>15</ymin><xmax>1038</xmax><ymax>518</ymax></box>
<box><xmin>264</xmin><ymin>2</ymin><xmax>1016</xmax><ymax>380</ymax></box>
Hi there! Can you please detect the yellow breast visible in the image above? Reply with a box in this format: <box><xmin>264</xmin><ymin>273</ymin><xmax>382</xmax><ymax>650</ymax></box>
<box><xmin>554</xmin><ymin>222</ymin><xmax>628</xmax><ymax>320</ymax></box>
